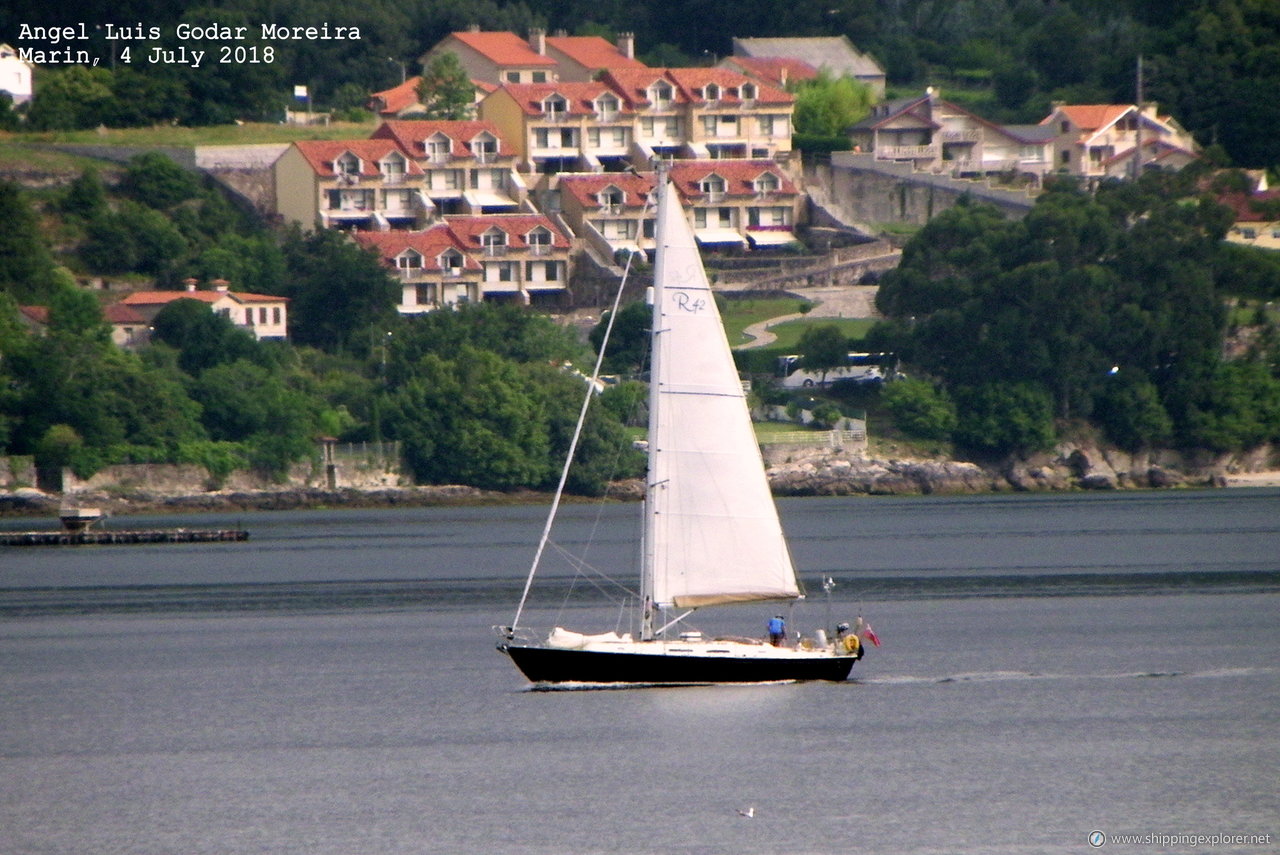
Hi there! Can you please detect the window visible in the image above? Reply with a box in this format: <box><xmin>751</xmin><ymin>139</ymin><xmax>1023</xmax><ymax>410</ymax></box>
<box><xmin>703</xmin><ymin>83</ymin><xmax>720</xmax><ymax>101</ymax></box>
<box><xmin>396</xmin><ymin>250</ymin><xmax>422</xmax><ymax>270</ymax></box>
<box><xmin>259</xmin><ymin>307</ymin><xmax>268</xmax><ymax>324</ymax></box>
<box><xmin>544</xmin><ymin>94</ymin><xmax>568</xmax><ymax>118</ymax></box>
<box><xmin>650</xmin><ymin>81</ymin><xmax>673</xmax><ymax>108</ymax></box>
<box><xmin>335</xmin><ymin>153</ymin><xmax>359</xmax><ymax>175</ymax></box>
<box><xmin>506</xmin><ymin>71</ymin><xmax>520</xmax><ymax>83</ymax></box>
<box><xmin>754</xmin><ymin>173</ymin><xmax>779</xmax><ymax>194</ymax></box>
<box><xmin>272</xmin><ymin>307</ymin><xmax>281</xmax><ymax>325</ymax></box>
<box><xmin>244</xmin><ymin>308</ymin><xmax>253</xmax><ymax>325</ymax></box>
<box><xmin>426</xmin><ymin>136</ymin><xmax>450</xmax><ymax>162</ymax></box>
<box><xmin>482</xmin><ymin>229</ymin><xmax>508</xmax><ymax>254</ymax></box>
<box><xmin>532</xmin><ymin>71</ymin><xmax>547</xmax><ymax>83</ymax></box>
<box><xmin>596</xmin><ymin>94</ymin><xmax>619</xmax><ymax>118</ymax></box>
<box><xmin>472</xmin><ymin>134</ymin><xmax>497</xmax><ymax>161</ymax></box>
<box><xmin>440</xmin><ymin>249</ymin><xmax>464</xmax><ymax>274</ymax></box>
<box><xmin>741</xmin><ymin>83</ymin><xmax>756</xmax><ymax>100</ymax></box>
<box><xmin>699</xmin><ymin>175</ymin><xmax>726</xmax><ymax>199</ymax></box>
<box><xmin>599</xmin><ymin>186</ymin><xmax>624</xmax><ymax>210</ymax></box>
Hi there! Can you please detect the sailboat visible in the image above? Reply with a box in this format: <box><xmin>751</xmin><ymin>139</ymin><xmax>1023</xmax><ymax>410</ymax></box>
<box><xmin>497</xmin><ymin>166</ymin><xmax>867</xmax><ymax>685</ymax></box>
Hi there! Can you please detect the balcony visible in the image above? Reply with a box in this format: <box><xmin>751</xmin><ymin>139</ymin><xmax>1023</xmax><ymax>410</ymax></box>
<box><xmin>877</xmin><ymin>144</ymin><xmax>939</xmax><ymax>161</ymax></box>
<box><xmin>483</xmin><ymin>244</ymin><xmax>509</xmax><ymax>257</ymax></box>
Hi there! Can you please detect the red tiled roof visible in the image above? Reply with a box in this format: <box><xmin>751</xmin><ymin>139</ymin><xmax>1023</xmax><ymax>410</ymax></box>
<box><xmin>1214</xmin><ymin>189</ymin><xmax>1280</xmax><ymax>222</ymax></box>
<box><xmin>1043</xmin><ymin>104</ymin><xmax>1130</xmax><ymax>133</ymax></box>
<box><xmin>496</xmin><ymin>82</ymin><xmax>634</xmax><ymax>117</ymax></box>
<box><xmin>445</xmin><ymin>214</ymin><xmax>571</xmax><ymax>249</ymax></box>
<box><xmin>371</xmin><ymin>120</ymin><xmax>509</xmax><ymax>158</ymax></box>
<box><xmin>668</xmin><ymin>160</ymin><xmax>798</xmax><ymax>198</ymax></box>
<box><xmin>120</xmin><ymin>289</ymin><xmax>286</xmax><ymax>306</ymax></box>
<box><xmin>546</xmin><ymin>35</ymin><xmax>646</xmax><ymax>71</ymax></box>
<box><xmin>103</xmin><ymin>303</ymin><xmax>147</xmax><ymax>324</ymax></box>
<box><xmin>725</xmin><ymin>56</ymin><xmax>817</xmax><ymax>87</ymax></box>
<box><xmin>557</xmin><ymin>173</ymin><xmax>654</xmax><ymax>209</ymax></box>
<box><xmin>290</xmin><ymin>140</ymin><xmax>424</xmax><ymax>177</ymax></box>
<box><xmin>354</xmin><ymin>226</ymin><xmax>483</xmax><ymax>272</ymax></box>
<box><xmin>597</xmin><ymin>69</ymin><xmax>692</xmax><ymax>108</ymax></box>
<box><xmin>369</xmin><ymin>76</ymin><xmax>423</xmax><ymax>115</ymax></box>
<box><xmin>663</xmin><ymin>68</ymin><xmax>793</xmax><ymax>105</ymax></box>
<box><xmin>121</xmin><ymin>290</ymin><xmax>226</xmax><ymax>306</ymax></box>
<box><xmin>18</xmin><ymin>305</ymin><xmax>48</xmax><ymax>324</ymax></box>
<box><xmin>449</xmin><ymin>31</ymin><xmax>557</xmax><ymax>67</ymax></box>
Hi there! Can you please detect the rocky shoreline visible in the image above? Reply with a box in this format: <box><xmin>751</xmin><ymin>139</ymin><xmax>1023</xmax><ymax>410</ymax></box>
<box><xmin>2</xmin><ymin>440</ymin><xmax>1276</xmax><ymax>521</ymax></box>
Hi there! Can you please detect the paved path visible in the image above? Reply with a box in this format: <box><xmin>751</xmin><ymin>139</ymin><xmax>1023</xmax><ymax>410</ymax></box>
<box><xmin>735</xmin><ymin>285</ymin><xmax>880</xmax><ymax>349</ymax></box>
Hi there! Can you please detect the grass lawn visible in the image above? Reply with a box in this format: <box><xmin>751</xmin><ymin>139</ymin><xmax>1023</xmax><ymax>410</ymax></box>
<box><xmin>720</xmin><ymin>297</ymin><xmax>814</xmax><ymax>346</ymax></box>
<box><xmin>2</xmin><ymin>120</ymin><xmax>379</xmax><ymax>148</ymax></box>
<box><xmin>765</xmin><ymin>317</ymin><xmax>876</xmax><ymax>350</ymax></box>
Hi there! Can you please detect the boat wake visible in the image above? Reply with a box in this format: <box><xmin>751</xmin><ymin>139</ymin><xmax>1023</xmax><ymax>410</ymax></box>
<box><xmin>855</xmin><ymin>666</ymin><xmax>1275</xmax><ymax>686</ymax></box>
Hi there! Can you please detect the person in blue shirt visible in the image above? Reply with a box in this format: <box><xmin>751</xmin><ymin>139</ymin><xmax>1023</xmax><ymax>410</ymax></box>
<box><xmin>767</xmin><ymin>615</ymin><xmax>786</xmax><ymax>646</ymax></box>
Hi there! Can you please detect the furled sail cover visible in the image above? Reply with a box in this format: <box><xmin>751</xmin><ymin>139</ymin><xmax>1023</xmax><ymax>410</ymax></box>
<box><xmin>645</xmin><ymin>178</ymin><xmax>802</xmax><ymax>608</ymax></box>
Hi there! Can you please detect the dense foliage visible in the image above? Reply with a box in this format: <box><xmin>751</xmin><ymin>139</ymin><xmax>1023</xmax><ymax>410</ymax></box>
<box><xmin>0</xmin><ymin>176</ymin><xmax>643</xmax><ymax>492</ymax></box>
<box><xmin>870</xmin><ymin>174</ymin><xmax>1280</xmax><ymax>454</ymax></box>
<box><xmin>4</xmin><ymin>0</ymin><xmax>1278</xmax><ymax>168</ymax></box>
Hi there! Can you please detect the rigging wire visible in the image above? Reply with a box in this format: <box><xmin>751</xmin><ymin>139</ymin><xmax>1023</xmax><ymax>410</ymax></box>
<box><xmin>509</xmin><ymin>246</ymin><xmax>638</xmax><ymax>633</ymax></box>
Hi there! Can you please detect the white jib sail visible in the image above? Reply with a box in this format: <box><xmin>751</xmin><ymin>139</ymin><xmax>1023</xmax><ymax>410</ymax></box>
<box><xmin>645</xmin><ymin>176</ymin><xmax>802</xmax><ymax>609</ymax></box>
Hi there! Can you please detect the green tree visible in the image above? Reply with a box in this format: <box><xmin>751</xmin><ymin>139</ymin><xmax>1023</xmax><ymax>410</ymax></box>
<box><xmin>123</xmin><ymin>153</ymin><xmax>201</xmax><ymax>210</ymax></box>
<box><xmin>384</xmin><ymin>347</ymin><xmax>553</xmax><ymax>490</ymax></box>
<box><xmin>953</xmin><ymin>382</ymin><xmax>1056</xmax><ymax>454</ymax></box>
<box><xmin>797</xmin><ymin>323</ymin><xmax>851</xmax><ymax>386</ymax></box>
<box><xmin>279</xmin><ymin>228</ymin><xmax>400</xmax><ymax>353</ymax></box>
<box><xmin>588</xmin><ymin>301</ymin><xmax>650</xmax><ymax>375</ymax></box>
<box><xmin>882</xmin><ymin>378</ymin><xmax>957</xmax><ymax>441</ymax></box>
<box><xmin>0</xmin><ymin>181</ymin><xmax>58</xmax><ymax>302</ymax></box>
<box><xmin>150</xmin><ymin>298</ymin><xmax>263</xmax><ymax>376</ymax></box>
<box><xmin>791</xmin><ymin>71</ymin><xmax>874</xmax><ymax>137</ymax></box>
<box><xmin>25</xmin><ymin>65</ymin><xmax>114</xmax><ymax>130</ymax></box>
<box><xmin>60</xmin><ymin>168</ymin><xmax>109</xmax><ymax>221</ymax></box>
<box><xmin>415</xmin><ymin>52</ymin><xmax>476</xmax><ymax>120</ymax></box>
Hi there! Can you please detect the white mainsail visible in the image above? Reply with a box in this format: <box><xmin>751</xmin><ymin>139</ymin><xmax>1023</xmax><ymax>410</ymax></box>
<box><xmin>645</xmin><ymin>176</ymin><xmax>802</xmax><ymax>609</ymax></box>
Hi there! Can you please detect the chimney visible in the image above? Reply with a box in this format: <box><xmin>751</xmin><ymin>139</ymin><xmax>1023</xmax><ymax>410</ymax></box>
<box><xmin>529</xmin><ymin>27</ymin><xmax>546</xmax><ymax>55</ymax></box>
<box><xmin>212</xmin><ymin>278</ymin><xmax>230</xmax><ymax>293</ymax></box>
<box><xmin>617</xmin><ymin>31</ymin><xmax>635</xmax><ymax>60</ymax></box>
<box><xmin>467</xmin><ymin>23</ymin><xmax>480</xmax><ymax>32</ymax></box>
<box><xmin>183</xmin><ymin>278</ymin><xmax>198</xmax><ymax>292</ymax></box>
<box><xmin>780</xmin><ymin>66</ymin><xmax>788</xmax><ymax>87</ymax></box>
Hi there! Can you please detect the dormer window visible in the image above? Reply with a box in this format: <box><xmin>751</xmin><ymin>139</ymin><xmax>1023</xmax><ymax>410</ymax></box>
<box><xmin>471</xmin><ymin>132</ymin><xmax>498</xmax><ymax>162</ymax></box>
<box><xmin>595</xmin><ymin>94</ymin><xmax>620</xmax><ymax>120</ymax></box>
<box><xmin>703</xmin><ymin>83</ymin><xmax>720</xmax><ymax>101</ymax></box>
<box><xmin>741</xmin><ymin>82</ymin><xmax>757</xmax><ymax>101</ymax></box>
<box><xmin>598</xmin><ymin>185</ymin><xmax>625</xmax><ymax>211</ymax></box>
<box><xmin>543</xmin><ymin>94</ymin><xmax>569</xmax><ymax>119</ymax></box>
<box><xmin>527</xmin><ymin>226</ymin><xmax>553</xmax><ymax>255</ymax></box>
<box><xmin>381</xmin><ymin>152</ymin><xmax>407</xmax><ymax>182</ymax></box>
<box><xmin>699</xmin><ymin>174</ymin><xmax>726</xmax><ymax>200</ymax></box>
<box><xmin>395</xmin><ymin>249</ymin><xmax>423</xmax><ymax>270</ymax></box>
<box><xmin>439</xmin><ymin>248</ymin><xmax>464</xmax><ymax>274</ymax></box>
<box><xmin>425</xmin><ymin>134</ymin><xmax>451</xmax><ymax>163</ymax></box>
<box><xmin>335</xmin><ymin>152</ymin><xmax>360</xmax><ymax>175</ymax></box>
<box><xmin>650</xmin><ymin>81</ymin><xmax>673</xmax><ymax>109</ymax></box>
<box><xmin>481</xmin><ymin>228</ymin><xmax>508</xmax><ymax>254</ymax></box>
<box><xmin>754</xmin><ymin>172</ymin><xmax>780</xmax><ymax>194</ymax></box>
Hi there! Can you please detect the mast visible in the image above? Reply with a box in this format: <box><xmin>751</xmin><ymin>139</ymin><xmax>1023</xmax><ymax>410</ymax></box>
<box><xmin>641</xmin><ymin>160</ymin><xmax>671</xmax><ymax>641</ymax></box>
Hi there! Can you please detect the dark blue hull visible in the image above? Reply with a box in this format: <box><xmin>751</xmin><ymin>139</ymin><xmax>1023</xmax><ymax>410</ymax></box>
<box><xmin>501</xmin><ymin>643</ymin><xmax>857</xmax><ymax>685</ymax></box>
